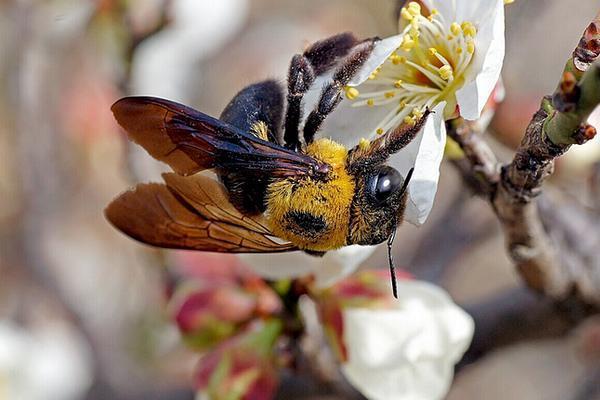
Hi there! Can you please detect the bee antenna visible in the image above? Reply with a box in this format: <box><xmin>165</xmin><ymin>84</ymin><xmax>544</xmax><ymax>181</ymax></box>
<box><xmin>387</xmin><ymin>229</ymin><xmax>399</xmax><ymax>299</ymax></box>
<box><xmin>400</xmin><ymin>167</ymin><xmax>415</xmax><ymax>197</ymax></box>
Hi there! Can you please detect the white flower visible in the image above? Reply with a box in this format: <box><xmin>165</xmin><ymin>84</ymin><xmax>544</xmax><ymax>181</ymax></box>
<box><xmin>339</xmin><ymin>280</ymin><xmax>474</xmax><ymax>400</ymax></box>
<box><xmin>240</xmin><ymin>244</ymin><xmax>376</xmax><ymax>288</ymax></box>
<box><xmin>317</xmin><ymin>0</ymin><xmax>506</xmax><ymax>225</ymax></box>
<box><xmin>0</xmin><ymin>321</ymin><xmax>93</xmax><ymax>400</ymax></box>
<box><xmin>131</xmin><ymin>0</ymin><xmax>249</xmax><ymax>102</ymax></box>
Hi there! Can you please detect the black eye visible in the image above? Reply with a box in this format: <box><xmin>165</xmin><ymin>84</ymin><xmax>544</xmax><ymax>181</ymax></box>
<box><xmin>369</xmin><ymin>166</ymin><xmax>404</xmax><ymax>204</ymax></box>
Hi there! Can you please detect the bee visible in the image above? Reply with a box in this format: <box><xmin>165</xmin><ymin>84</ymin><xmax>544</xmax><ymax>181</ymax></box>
<box><xmin>105</xmin><ymin>33</ymin><xmax>428</xmax><ymax>296</ymax></box>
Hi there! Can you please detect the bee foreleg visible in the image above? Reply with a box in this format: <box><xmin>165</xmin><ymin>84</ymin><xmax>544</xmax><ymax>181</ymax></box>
<box><xmin>284</xmin><ymin>54</ymin><xmax>316</xmax><ymax>151</ymax></box>
<box><xmin>303</xmin><ymin>40</ymin><xmax>375</xmax><ymax>144</ymax></box>
<box><xmin>303</xmin><ymin>32</ymin><xmax>359</xmax><ymax>75</ymax></box>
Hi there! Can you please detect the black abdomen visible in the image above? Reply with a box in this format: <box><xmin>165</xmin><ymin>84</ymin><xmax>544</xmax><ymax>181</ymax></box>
<box><xmin>218</xmin><ymin>80</ymin><xmax>285</xmax><ymax>214</ymax></box>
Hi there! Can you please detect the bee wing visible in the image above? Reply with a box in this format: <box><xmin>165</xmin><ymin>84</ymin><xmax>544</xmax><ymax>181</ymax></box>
<box><xmin>111</xmin><ymin>96</ymin><xmax>329</xmax><ymax>178</ymax></box>
<box><xmin>161</xmin><ymin>172</ymin><xmax>272</xmax><ymax>235</ymax></box>
<box><xmin>105</xmin><ymin>179</ymin><xmax>297</xmax><ymax>253</ymax></box>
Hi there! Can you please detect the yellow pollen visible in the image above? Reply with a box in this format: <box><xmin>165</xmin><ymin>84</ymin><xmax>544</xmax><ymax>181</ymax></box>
<box><xmin>504</xmin><ymin>0</ymin><xmax>515</xmax><ymax>4</ymax></box>
<box><xmin>399</xmin><ymin>100</ymin><xmax>407</xmax><ymax>108</ymax></box>
<box><xmin>390</xmin><ymin>54</ymin><xmax>405</xmax><ymax>65</ymax></box>
<box><xmin>376</xmin><ymin>128</ymin><xmax>384</xmax><ymax>135</ymax></box>
<box><xmin>407</xmin><ymin>2</ymin><xmax>421</xmax><ymax>16</ymax></box>
<box><xmin>447</xmin><ymin>34</ymin><xmax>454</xmax><ymax>41</ymax></box>
<box><xmin>401</xmin><ymin>35</ymin><xmax>416</xmax><ymax>51</ymax></box>
<box><xmin>467</xmin><ymin>40</ymin><xmax>475</xmax><ymax>54</ymax></box>
<box><xmin>367</xmin><ymin>99</ymin><xmax>375</xmax><ymax>107</ymax></box>
<box><xmin>439</xmin><ymin>65</ymin><xmax>453</xmax><ymax>80</ymax></box>
<box><xmin>461</xmin><ymin>22</ymin><xmax>477</xmax><ymax>37</ymax></box>
<box><xmin>456</xmin><ymin>46</ymin><xmax>463</xmax><ymax>55</ymax></box>
<box><xmin>412</xmin><ymin>108</ymin><xmax>424</xmax><ymax>119</ymax></box>
<box><xmin>404</xmin><ymin>115</ymin><xmax>416</xmax><ymax>125</ymax></box>
<box><xmin>385</xmin><ymin>92</ymin><xmax>395</xmax><ymax>99</ymax></box>
<box><xmin>410</xmin><ymin>27</ymin><xmax>420</xmax><ymax>39</ymax></box>
<box><xmin>400</xmin><ymin>8</ymin><xmax>413</xmax><ymax>21</ymax></box>
<box><xmin>394</xmin><ymin>80</ymin><xmax>403</xmax><ymax>88</ymax></box>
<box><xmin>368</xmin><ymin>73</ymin><xmax>378</xmax><ymax>80</ymax></box>
<box><xmin>359</xmin><ymin>138</ymin><xmax>370</xmax><ymax>150</ymax></box>
<box><xmin>428</xmin><ymin>47</ymin><xmax>438</xmax><ymax>56</ymax></box>
<box><xmin>345</xmin><ymin>87</ymin><xmax>359</xmax><ymax>100</ymax></box>
<box><xmin>450</xmin><ymin>22</ymin><xmax>461</xmax><ymax>36</ymax></box>
<box><xmin>430</xmin><ymin>8</ymin><xmax>439</xmax><ymax>15</ymax></box>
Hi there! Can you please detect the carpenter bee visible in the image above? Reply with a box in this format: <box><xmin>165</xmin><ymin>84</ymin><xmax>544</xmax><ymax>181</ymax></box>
<box><xmin>105</xmin><ymin>33</ymin><xmax>429</xmax><ymax>296</ymax></box>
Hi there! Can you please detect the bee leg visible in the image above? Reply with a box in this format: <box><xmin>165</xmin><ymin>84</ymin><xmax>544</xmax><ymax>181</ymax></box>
<box><xmin>303</xmin><ymin>40</ymin><xmax>375</xmax><ymax>144</ymax></box>
<box><xmin>284</xmin><ymin>54</ymin><xmax>316</xmax><ymax>151</ymax></box>
<box><xmin>303</xmin><ymin>32</ymin><xmax>359</xmax><ymax>75</ymax></box>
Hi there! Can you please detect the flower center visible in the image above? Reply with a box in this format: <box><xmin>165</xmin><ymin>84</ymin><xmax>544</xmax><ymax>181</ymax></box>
<box><xmin>345</xmin><ymin>2</ymin><xmax>477</xmax><ymax>136</ymax></box>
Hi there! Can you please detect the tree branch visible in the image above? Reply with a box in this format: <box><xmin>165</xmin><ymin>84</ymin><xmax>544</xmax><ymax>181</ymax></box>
<box><xmin>447</xmin><ymin>13</ymin><xmax>600</xmax><ymax>306</ymax></box>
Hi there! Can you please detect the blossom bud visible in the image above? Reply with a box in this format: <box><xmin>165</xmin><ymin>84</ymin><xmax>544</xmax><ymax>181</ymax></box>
<box><xmin>195</xmin><ymin>320</ymin><xmax>282</xmax><ymax>400</ymax></box>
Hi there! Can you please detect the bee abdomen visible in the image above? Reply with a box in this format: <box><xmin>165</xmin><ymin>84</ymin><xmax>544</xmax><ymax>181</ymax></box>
<box><xmin>218</xmin><ymin>80</ymin><xmax>285</xmax><ymax>215</ymax></box>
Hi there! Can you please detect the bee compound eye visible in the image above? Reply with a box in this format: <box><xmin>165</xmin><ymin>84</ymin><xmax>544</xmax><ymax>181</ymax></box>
<box><xmin>372</xmin><ymin>167</ymin><xmax>404</xmax><ymax>204</ymax></box>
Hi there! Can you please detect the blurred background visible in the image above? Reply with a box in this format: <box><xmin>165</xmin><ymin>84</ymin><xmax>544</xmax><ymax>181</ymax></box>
<box><xmin>1</xmin><ymin>0</ymin><xmax>600</xmax><ymax>399</ymax></box>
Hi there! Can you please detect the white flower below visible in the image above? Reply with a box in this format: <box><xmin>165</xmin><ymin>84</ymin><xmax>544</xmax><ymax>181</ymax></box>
<box><xmin>0</xmin><ymin>321</ymin><xmax>93</xmax><ymax>400</ymax></box>
<box><xmin>239</xmin><ymin>244</ymin><xmax>376</xmax><ymax>288</ymax></box>
<box><xmin>340</xmin><ymin>281</ymin><xmax>474</xmax><ymax>400</ymax></box>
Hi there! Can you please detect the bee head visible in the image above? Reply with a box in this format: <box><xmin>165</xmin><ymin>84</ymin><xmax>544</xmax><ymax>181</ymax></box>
<box><xmin>345</xmin><ymin>115</ymin><xmax>427</xmax><ymax>246</ymax></box>
<box><xmin>347</xmin><ymin>163</ymin><xmax>413</xmax><ymax>245</ymax></box>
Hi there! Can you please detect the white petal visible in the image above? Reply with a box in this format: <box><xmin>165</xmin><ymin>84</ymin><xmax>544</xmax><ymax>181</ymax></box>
<box><xmin>341</xmin><ymin>281</ymin><xmax>474</xmax><ymax>400</ymax></box>
<box><xmin>389</xmin><ymin>102</ymin><xmax>447</xmax><ymax>226</ymax></box>
<box><xmin>0</xmin><ymin>322</ymin><xmax>93</xmax><ymax>400</ymax></box>
<box><xmin>348</xmin><ymin>34</ymin><xmax>405</xmax><ymax>87</ymax></box>
<box><xmin>238</xmin><ymin>245</ymin><xmax>376</xmax><ymax>287</ymax></box>
<box><xmin>455</xmin><ymin>0</ymin><xmax>505</xmax><ymax>120</ymax></box>
<box><xmin>307</xmin><ymin>35</ymin><xmax>405</xmax><ymax>148</ymax></box>
<box><xmin>319</xmin><ymin>99</ymin><xmax>399</xmax><ymax>148</ymax></box>
<box><xmin>422</xmin><ymin>0</ymin><xmax>457</xmax><ymax>27</ymax></box>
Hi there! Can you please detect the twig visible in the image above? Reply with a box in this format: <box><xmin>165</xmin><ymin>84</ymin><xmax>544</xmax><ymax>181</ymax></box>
<box><xmin>448</xmin><ymin>13</ymin><xmax>600</xmax><ymax>306</ymax></box>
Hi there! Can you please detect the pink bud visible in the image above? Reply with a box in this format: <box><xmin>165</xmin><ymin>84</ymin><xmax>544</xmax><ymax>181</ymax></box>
<box><xmin>195</xmin><ymin>320</ymin><xmax>281</xmax><ymax>400</ymax></box>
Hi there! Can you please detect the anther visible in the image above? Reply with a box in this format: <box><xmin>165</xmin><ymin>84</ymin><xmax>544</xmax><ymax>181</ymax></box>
<box><xmin>439</xmin><ymin>65</ymin><xmax>453</xmax><ymax>80</ymax></box>
<box><xmin>407</xmin><ymin>2</ymin><xmax>421</xmax><ymax>16</ymax></box>
<box><xmin>359</xmin><ymin>138</ymin><xmax>371</xmax><ymax>150</ymax></box>
<box><xmin>401</xmin><ymin>35</ymin><xmax>416</xmax><ymax>51</ymax></box>
<box><xmin>467</xmin><ymin>41</ymin><xmax>475</xmax><ymax>54</ymax></box>
<box><xmin>401</xmin><ymin>8</ymin><xmax>413</xmax><ymax>21</ymax></box>
<box><xmin>345</xmin><ymin>87</ymin><xmax>360</xmax><ymax>100</ymax></box>
<box><xmin>450</xmin><ymin>23</ymin><xmax>461</xmax><ymax>36</ymax></box>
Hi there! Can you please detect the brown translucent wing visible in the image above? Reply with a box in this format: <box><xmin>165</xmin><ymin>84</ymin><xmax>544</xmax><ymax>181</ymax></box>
<box><xmin>162</xmin><ymin>172</ymin><xmax>272</xmax><ymax>234</ymax></box>
<box><xmin>105</xmin><ymin>182</ymin><xmax>297</xmax><ymax>253</ymax></box>
<box><xmin>111</xmin><ymin>96</ymin><xmax>329</xmax><ymax>178</ymax></box>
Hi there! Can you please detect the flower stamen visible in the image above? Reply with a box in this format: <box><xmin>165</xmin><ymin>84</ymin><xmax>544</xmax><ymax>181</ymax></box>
<box><xmin>346</xmin><ymin>3</ymin><xmax>478</xmax><ymax>136</ymax></box>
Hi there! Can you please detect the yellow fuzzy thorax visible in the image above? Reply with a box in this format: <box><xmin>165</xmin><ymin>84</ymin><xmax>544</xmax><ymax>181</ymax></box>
<box><xmin>266</xmin><ymin>138</ymin><xmax>355</xmax><ymax>251</ymax></box>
